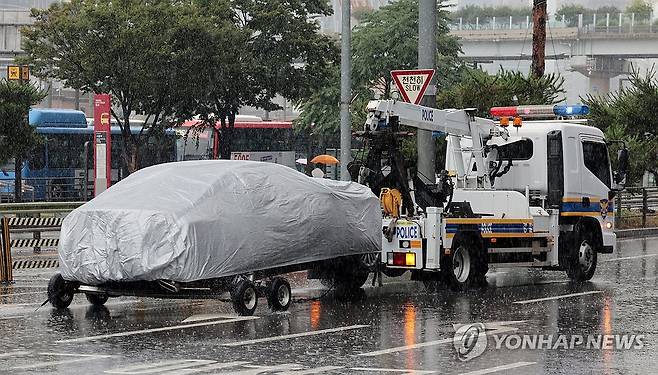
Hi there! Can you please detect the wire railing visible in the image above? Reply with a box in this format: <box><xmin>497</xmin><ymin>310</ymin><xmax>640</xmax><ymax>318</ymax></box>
<box><xmin>0</xmin><ymin>177</ymin><xmax>92</xmax><ymax>203</ymax></box>
<box><xmin>615</xmin><ymin>187</ymin><xmax>658</xmax><ymax>229</ymax></box>
<box><xmin>449</xmin><ymin>12</ymin><xmax>657</xmax><ymax>34</ymax></box>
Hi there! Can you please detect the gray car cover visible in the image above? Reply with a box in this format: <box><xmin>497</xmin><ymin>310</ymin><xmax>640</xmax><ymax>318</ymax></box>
<box><xmin>58</xmin><ymin>160</ymin><xmax>381</xmax><ymax>284</ymax></box>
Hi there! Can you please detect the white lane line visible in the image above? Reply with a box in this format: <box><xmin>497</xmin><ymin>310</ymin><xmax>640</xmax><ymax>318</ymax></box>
<box><xmin>182</xmin><ymin>313</ymin><xmax>236</xmax><ymax>323</ymax></box>
<box><xmin>222</xmin><ymin>325</ymin><xmax>369</xmax><ymax>347</ymax></box>
<box><xmin>0</xmin><ymin>315</ymin><xmax>25</xmax><ymax>320</ymax></box>
<box><xmin>358</xmin><ymin>322</ymin><xmax>522</xmax><ymax>357</ymax></box>
<box><xmin>0</xmin><ymin>350</ymin><xmax>31</xmax><ymax>358</ymax></box>
<box><xmin>57</xmin><ymin>316</ymin><xmax>259</xmax><ymax>343</ymax></box>
<box><xmin>459</xmin><ymin>361</ymin><xmax>536</xmax><ymax>375</ymax></box>
<box><xmin>603</xmin><ymin>254</ymin><xmax>658</xmax><ymax>262</ymax></box>
<box><xmin>11</xmin><ymin>355</ymin><xmax>112</xmax><ymax>369</ymax></box>
<box><xmin>0</xmin><ymin>290</ymin><xmax>47</xmax><ymax>296</ymax></box>
<box><xmin>351</xmin><ymin>367</ymin><xmax>436</xmax><ymax>374</ymax></box>
<box><xmin>276</xmin><ymin>366</ymin><xmax>345</xmax><ymax>375</ymax></box>
<box><xmin>513</xmin><ymin>290</ymin><xmax>603</xmax><ymax>304</ymax></box>
<box><xmin>159</xmin><ymin>361</ymin><xmax>249</xmax><ymax>375</ymax></box>
<box><xmin>106</xmin><ymin>360</ymin><xmax>217</xmax><ymax>374</ymax></box>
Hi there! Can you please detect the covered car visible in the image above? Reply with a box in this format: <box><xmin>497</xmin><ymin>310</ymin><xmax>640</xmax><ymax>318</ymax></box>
<box><xmin>58</xmin><ymin>160</ymin><xmax>381</xmax><ymax>285</ymax></box>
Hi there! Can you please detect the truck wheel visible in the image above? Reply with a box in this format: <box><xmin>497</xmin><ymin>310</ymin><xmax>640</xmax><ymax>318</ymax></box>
<box><xmin>85</xmin><ymin>293</ymin><xmax>109</xmax><ymax>306</ymax></box>
<box><xmin>442</xmin><ymin>236</ymin><xmax>486</xmax><ymax>291</ymax></box>
<box><xmin>267</xmin><ymin>277</ymin><xmax>291</xmax><ymax>312</ymax></box>
<box><xmin>231</xmin><ymin>280</ymin><xmax>258</xmax><ymax>316</ymax></box>
<box><xmin>566</xmin><ymin>230</ymin><xmax>598</xmax><ymax>282</ymax></box>
<box><xmin>48</xmin><ymin>273</ymin><xmax>74</xmax><ymax>309</ymax></box>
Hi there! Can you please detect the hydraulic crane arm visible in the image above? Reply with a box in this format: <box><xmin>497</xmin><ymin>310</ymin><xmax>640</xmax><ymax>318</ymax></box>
<box><xmin>364</xmin><ymin>100</ymin><xmax>507</xmax><ymax>184</ymax></box>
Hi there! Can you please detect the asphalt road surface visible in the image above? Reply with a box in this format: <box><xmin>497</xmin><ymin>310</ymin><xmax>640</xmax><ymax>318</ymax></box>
<box><xmin>0</xmin><ymin>236</ymin><xmax>656</xmax><ymax>374</ymax></box>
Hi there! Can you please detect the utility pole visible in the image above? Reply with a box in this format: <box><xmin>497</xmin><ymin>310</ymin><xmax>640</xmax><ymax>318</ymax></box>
<box><xmin>417</xmin><ymin>0</ymin><xmax>437</xmax><ymax>184</ymax></box>
<box><xmin>339</xmin><ymin>0</ymin><xmax>352</xmax><ymax>181</ymax></box>
<box><xmin>531</xmin><ymin>0</ymin><xmax>547</xmax><ymax>78</ymax></box>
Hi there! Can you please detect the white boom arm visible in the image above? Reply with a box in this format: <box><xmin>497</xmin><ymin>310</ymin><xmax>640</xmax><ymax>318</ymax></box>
<box><xmin>364</xmin><ymin>100</ymin><xmax>506</xmax><ymax>186</ymax></box>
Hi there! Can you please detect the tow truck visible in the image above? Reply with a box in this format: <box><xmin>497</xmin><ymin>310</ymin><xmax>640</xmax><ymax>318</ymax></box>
<box><xmin>350</xmin><ymin>100</ymin><xmax>628</xmax><ymax>290</ymax></box>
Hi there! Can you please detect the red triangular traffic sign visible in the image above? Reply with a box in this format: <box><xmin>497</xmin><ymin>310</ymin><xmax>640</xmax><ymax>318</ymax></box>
<box><xmin>391</xmin><ymin>69</ymin><xmax>435</xmax><ymax>104</ymax></box>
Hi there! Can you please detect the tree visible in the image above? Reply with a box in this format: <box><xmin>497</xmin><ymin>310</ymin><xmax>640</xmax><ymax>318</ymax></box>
<box><xmin>626</xmin><ymin>0</ymin><xmax>652</xmax><ymax>18</ymax></box>
<box><xmin>0</xmin><ymin>80</ymin><xmax>47</xmax><ymax>202</ymax></box>
<box><xmin>296</xmin><ymin>0</ymin><xmax>461</xmax><ymax>138</ymax></box>
<box><xmin>21</xmin><ymin>0</ymin><xmax>197</xmax><ymax>173</ymax></box>
<box><xmin>556</xmin><ymin>4</ymin><xmax>588</xmax><ymax>27</ymax></box>
<box><xmin>437</xmin><ymin>68</ymin><xmax>565</xmax><ymax>118</ymax></box>
<box><xmin>584</xmin><ymin>67</ymin><xmax>658</xmax><ymax>185</ymax></box>
<box><xmin>188</xmin><ymin>0</ymin><xmax>337</xmax><ymax>159</ymax></box>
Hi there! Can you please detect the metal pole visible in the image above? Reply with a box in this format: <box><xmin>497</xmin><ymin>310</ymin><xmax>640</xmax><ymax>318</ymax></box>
<box><xmin>418</xmin><ymin>0</ymin><xmax>436</xmax><ymax>185</ymax></box>
<box><xmin>83</xmin><ymin>141</ymin><xmax>90</xmax><ymax>201</ymax></box>
<box><xmin>339</xmin><ymin>0</ymin><xmax>351</xmax><ymax>181</ymax></box>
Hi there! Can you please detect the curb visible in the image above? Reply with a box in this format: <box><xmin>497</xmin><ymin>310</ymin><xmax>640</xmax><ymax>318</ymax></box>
<box><xmin>615</xmin><ymin>228</ymin><xmax>658</xmax><ymax>239</ymax></box>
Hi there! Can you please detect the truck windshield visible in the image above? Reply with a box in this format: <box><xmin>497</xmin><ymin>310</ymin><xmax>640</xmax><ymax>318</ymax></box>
<box><xmin>582</xmin><ymin>141</ymin><xmax>611</xmax><ymax>188</ymax></box>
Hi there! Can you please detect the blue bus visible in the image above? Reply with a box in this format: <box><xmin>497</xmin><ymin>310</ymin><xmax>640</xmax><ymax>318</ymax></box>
<box><xmin>0</xmin><ymin>109</ymin><xmax>177</xmax><ymax>202</ymax></box>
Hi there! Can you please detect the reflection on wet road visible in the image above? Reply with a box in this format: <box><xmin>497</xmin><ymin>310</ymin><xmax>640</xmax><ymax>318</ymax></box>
<box><xmin>0</xmin><ymin>237</ymin><xmax>656</xmax><ymax>374</ymax></box>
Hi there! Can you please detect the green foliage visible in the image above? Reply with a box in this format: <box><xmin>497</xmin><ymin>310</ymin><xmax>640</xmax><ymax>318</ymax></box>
<box><xmin>188</xmin><ymin>0</ymin><xmax>337</xmax><ymax>159</ymax></box>
<box><xmin>584</xmin><ymin>67</ymin><xmax>658</xmax><ymax>185</ymax></box>
<box><xmin>450</xmin><ymin>5</ymin><xmax>532</xmax><ymax>22</ymax></box>
<box><xmin>0</xmin><ymin>80</ymin><xmax>47</xmax><ymax>201</ymax></box>
<box><xmin>295</xmin><ymin>0</ymin><xmax>461</xmax><ymax>138</ymax></box>
<box><xmin>437</xmin><ymin>68</ymin><xmax>565</xmax><ymax>118</ymax></box>
<box><xmin>626</xmin><ymin>0</ymin><xmax>653</xmax><ymax>17</ymax></box>
<box><xmin>21</xmin><ymin>0</ymin><xmax>199</xmax><ymax>172</ymax></box>
<box><xmin>556</xmin><ymin>4</ymin><xmax>588</xmax><ymax>27</ymax></box>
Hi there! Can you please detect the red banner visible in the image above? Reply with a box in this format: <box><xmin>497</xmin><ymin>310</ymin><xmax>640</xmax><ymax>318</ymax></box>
<box><xmin>93</xmin><ymin>94</ymin><xmax>112</xmax><ymax>196</ymax></box>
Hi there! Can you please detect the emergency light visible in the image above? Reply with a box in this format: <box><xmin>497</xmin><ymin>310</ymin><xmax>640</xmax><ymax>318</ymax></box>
<box><xmin>490</xmin><ymin>104</ymin><xmax>589</xmax><ymax>118</ymax></box>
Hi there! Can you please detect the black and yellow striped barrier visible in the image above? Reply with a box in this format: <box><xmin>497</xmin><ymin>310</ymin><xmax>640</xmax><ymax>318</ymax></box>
<box><xmin>0</xmin><ymin>213</ymin><xmax>68</xmax><ymax>283</ymax></box>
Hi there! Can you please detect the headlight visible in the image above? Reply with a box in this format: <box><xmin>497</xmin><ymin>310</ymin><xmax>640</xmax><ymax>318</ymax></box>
<box><xmin>605</xmin><ymin>222</ymin><xmax>613</xmax><ymax>229</ymax></box>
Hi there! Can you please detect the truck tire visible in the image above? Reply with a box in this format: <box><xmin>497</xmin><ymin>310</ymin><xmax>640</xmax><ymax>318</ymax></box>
<box><xmin>566</xmin><ymin>229</ymin><xmax>598</xmax><ymax>282</ymax></box>
<box><xmin>48</xmin><ymin>273</ymin><xmax>74</xmax><ymax>309</ymax></box>
<box><xmin>267</xmin><ymin>277</ymin><xmax>291</xmax><ymax>312</ymax></box>
<box><xmin>231</xmin><ymin>280</ymin><xmax>258</xmax><ymax>316</ymax></box>
<box><xmin>85</xmin><ymin>293</ymin><xmax>109</xmax><ymax>306</ymax></box>
<box><xmin>441</xmin><ymin>235</ymin><xmax>487</xmax><ymax>291</ymax></box>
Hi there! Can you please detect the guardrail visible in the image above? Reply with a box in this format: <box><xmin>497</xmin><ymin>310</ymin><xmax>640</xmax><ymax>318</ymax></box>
<box><xmin>0</xmin><ymin>202</ymin><xmax>82</xmax><ymax>283</ymax></box>
<box><xmin>615</xmin><ymin>187</ymin><xmax>658</xmax><ymax>229</ymax></box>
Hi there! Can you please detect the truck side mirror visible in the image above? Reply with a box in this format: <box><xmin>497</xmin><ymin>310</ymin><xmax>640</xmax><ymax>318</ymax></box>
<box><xmin>615</xmin><ymin>147</ymin><xmax>629</xmax><ymax>185</ymax></box>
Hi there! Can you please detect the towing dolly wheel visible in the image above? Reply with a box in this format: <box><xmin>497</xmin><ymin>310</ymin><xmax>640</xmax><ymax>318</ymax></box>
<box><xmin>47</xmin><ymin>273</ymin><xmax>74</xmax><ymax>309</ymax></box>
<box><xmin>267</xmin><ymin>277</ymin><xmax>292</xmax><ymax>311</ymax></box>
<box><xmin>441</xmin><ymin>235</ymin><xmax>487</xmax><ymax>291</ymax></box>
<box><xmin>231</xmin><ymin>280</ymin><xmax>258</xmax><ymax>316</ymax></box>
<box><xmin>85</xmin><ymin>293</ymin><xmax>109</xmax><ymax>306</ymax></box>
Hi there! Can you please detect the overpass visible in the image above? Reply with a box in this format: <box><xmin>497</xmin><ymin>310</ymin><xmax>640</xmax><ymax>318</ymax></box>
<box><xmin>449</xmin><ymin>13</ymin><xmax>658</xmax><ymax>94</ymax></box>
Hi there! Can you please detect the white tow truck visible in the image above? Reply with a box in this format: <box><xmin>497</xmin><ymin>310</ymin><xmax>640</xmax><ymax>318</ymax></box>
<box><xmin>352</xmin><ymin>100</ymin><xmax>627</xmax><ymax>290</ymax></box>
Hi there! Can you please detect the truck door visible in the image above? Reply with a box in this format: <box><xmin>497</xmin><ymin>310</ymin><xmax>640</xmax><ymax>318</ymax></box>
<box><xmin>547</xmin><ymin>130</ymin><xmax>564</xmax><ymax>208</ymax></box>
<box><xmin>580</xmin><ymin>137</ymin><xmax>611</xmax><ymax>199</ymax></box>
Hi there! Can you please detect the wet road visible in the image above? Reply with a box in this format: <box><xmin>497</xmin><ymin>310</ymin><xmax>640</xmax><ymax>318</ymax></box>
<box><xmin>1</xmin><ymin>237</ymin><xmax>657</xmax><ymax>374</ymax></box>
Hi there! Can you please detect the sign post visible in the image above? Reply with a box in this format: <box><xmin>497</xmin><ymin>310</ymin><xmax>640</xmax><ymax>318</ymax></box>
<box><xmin>391</xmin><ymin>69</ymin><xmax>435</xmax><ymax>105</ymax></box>
<box><xmin>93</xmin><ymin>94</ymin><xmax>112</xmax><ymax>196</ymax></box>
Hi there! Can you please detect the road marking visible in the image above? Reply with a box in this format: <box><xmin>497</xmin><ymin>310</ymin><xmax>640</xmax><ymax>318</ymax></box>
<box><xmin>222</xmin><ymin>324</ymin><xmax>369</xmax><ymax>347</ymax></box>
<box><xmin>358</xmin><ymin>322</ymin><xmax>522</xmax><ymax>357</ymax></box>
<box><xmin>513</xmin><ymin>290</ymin><xmax>603</xmax><ymax>304</ymax></box>
<box><xmin>351</xmin><ymin>368</ymin><xmax>436</xmax><ymax>374</ymax></box>
<box><xmin>106</xmin><ymin>360</ymin><xmax>218</xmax><ymax>374</ymax></box>
<box><xmin>603</xmin><ymin>254</ymin><xmax>658</xmax><ymax>262</ymax></box>
<box><xmin>11</xmin><ymin>354</ymin><xmax>112</xmax><ymax>369</ymax></box>
<box><xmin>182</xmin><ymin>313</ymin><xmax>236</xmax><ymax>323</ymax></box>
<box><xmin>0</xmin><ymin>315</ymin><xmax>25</xmax><ymax>320</ymax></box>
<box><xmin>57</xmin><ymin>316</ymin><xmax>259</xmax><ymax>343</ymax></box>
<box><xmin>159</xmin><ymin>361</ymin><xmax>250</xmax><ymax>375</ymax></box>
<box><xmin>275</xmin><ymin>366</ymin><xmax>344</xmax><ymax>374</ymax></box>
<box><xmin>0</xmin><ymin>350</ymin><xmax>31</xmax><ymax>358</ymax></box>
<box><xmin>459</xmin><ymin>361</ymin><xmax>536</xmax><ymax>375</ymax></box>
<box><xmin>0</xmin><ymin>290</ymin><xmax>47</xmax><ymax>296</ymax></box>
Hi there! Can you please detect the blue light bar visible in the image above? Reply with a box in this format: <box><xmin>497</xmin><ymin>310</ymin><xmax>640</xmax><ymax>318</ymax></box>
<box><xmin>553</xmin><ymin>104</ymin><xmax>589</xmax><ymax>117</ymax></box>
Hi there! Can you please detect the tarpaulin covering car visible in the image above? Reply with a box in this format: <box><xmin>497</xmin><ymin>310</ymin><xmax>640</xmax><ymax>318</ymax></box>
<box><xmin>58</xmin><ymin>160</ymin><xmax>381</xmax><ymax>285</ymax></box>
